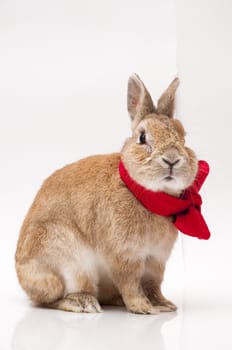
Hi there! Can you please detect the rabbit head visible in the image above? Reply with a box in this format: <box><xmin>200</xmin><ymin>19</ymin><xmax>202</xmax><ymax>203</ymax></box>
<box><xmin>121</xmin><ymin>74</ymin><xmax>198</xmax><ymax>196</ymax></box>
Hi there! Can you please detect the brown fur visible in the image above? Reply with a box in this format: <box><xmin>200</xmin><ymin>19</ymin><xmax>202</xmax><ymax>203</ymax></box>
<box><xmin>15</xmin><ymin>74</ymin><xmax>197</xmax><ymax>314</ymax></box>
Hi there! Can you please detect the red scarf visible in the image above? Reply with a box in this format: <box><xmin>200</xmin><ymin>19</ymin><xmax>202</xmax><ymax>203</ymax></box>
<box><xmin>119</xmin><ymin>160</ymin><xmax>210</xmax><ymax>240</ymax></box>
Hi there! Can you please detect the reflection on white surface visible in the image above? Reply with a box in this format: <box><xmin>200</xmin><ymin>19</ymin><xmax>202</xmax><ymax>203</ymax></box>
<box><xmin>12</xmin><ymin>306</ymin><xmax>178</xmax><ymax>350</ymax></box>
<box><xmin>5</xmin><ymin>288</ymin><xmax>232</xmax><ymax>350</ymax></box>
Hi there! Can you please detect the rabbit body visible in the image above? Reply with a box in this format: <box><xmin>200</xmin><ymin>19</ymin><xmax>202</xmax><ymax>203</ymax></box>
<box><xmin>16</xmin><ymin>75</ymin><xmax>197</xmax><ymax>313</ymax></box>
<box><xmin>16</xmin><ymin>153</ymin><xmax>177</xmax><ymax>313</ymax></box>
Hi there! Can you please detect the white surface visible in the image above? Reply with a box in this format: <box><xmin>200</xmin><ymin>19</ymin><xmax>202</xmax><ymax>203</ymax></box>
<box><xmin>1</xmin><ymin>0</ymin><xmax>232</xmax><ymax>349</ymax></box>
<box><xmin>2</xmin><ymin>287</ymin><xmax>232</xmax><ymax>350</ymax></box>
<box><xmin>6</xmin><ymin>299</ymin><xmax>182</xmax><ymax>350</ymax></box>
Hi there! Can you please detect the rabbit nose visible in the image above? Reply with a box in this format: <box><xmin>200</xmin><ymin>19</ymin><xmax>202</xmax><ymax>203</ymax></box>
<box><xmin>161</xmin><ymin>157</ymin><xmax>181</xmax><ymax>176</ymax></box>
<box><xmin>162</xmin><ymin>157</ymin><xmax>180</xmax><ymax>168</ymax></box>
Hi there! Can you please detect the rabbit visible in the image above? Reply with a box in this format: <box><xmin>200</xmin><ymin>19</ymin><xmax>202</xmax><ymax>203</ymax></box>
<box><xmin>15</xmin><ymin>74</ymin><xmax>198</xmax><ymax>314</ymax></box>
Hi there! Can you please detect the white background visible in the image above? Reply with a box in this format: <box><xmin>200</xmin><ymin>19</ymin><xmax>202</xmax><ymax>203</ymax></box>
<box><xmin>0</xmin><ymin>0</ymin><xmax>232</xmax><ymax>349</ymax></box>
<box><xmin>177</xmin><ymin>1</ymin><xmax>232</xmax><ymax>347</ymax></box>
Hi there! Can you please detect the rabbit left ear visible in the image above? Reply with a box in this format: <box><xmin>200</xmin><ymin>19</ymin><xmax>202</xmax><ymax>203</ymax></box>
<box><xmin>157</xmin><ymin>77</ymin><xmax>179</xmax><ymax>118</ymax></box>
<box><xmin>127</xmin><ymin>73</ymin><xmax>155</xmax><ymax>129</ymax></box>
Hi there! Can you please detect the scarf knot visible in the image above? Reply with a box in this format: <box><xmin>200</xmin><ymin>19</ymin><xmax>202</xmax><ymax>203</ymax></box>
<box><xmin>119</xmin><ymin>160</ymin><xmax>210</xmax><ymax>240</ymax></box>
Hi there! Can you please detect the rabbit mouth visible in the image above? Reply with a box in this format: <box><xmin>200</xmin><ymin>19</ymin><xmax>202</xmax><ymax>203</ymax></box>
<box><xmin>164</xmin><ymin>176</ymin><xmax>174</xmax><ymax>181</ymax></box>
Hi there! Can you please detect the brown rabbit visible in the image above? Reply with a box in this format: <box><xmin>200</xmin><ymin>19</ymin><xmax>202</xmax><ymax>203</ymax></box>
<box><xmin>15</xmin><ymin>74</ymin><xmax>198</xmax><ymax>314</ymax></box>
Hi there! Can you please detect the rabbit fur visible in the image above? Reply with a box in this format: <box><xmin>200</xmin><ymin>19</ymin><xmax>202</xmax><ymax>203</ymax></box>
<box><xmin>15</xmin><ymin>74</ymin><xmax>198</xmax><ymax>314</ymax></box>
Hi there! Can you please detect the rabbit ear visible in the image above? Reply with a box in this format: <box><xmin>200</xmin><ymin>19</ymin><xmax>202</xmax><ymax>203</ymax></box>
<box><xmin>127</xmin><ymin>74</ymin><xmax>155</xmax><ymax>129</ymax></box>
<box><xmin>157</xmin><ymin>77</ymin><xmax>179</xmax><ymax>118</ymax></box>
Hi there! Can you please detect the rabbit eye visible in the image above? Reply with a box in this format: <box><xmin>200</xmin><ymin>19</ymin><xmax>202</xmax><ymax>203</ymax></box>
<box><xmin>139</xmin><ymin>132</ymin><xmax>146</xmax><ymax>144</ymax></box>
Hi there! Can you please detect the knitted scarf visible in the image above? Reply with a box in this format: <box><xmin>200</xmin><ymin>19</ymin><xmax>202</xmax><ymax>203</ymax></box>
<box><xmin>119</xmin><ymin>160</ymin><xmax>210</xmax><ymax>240</ymax></box>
